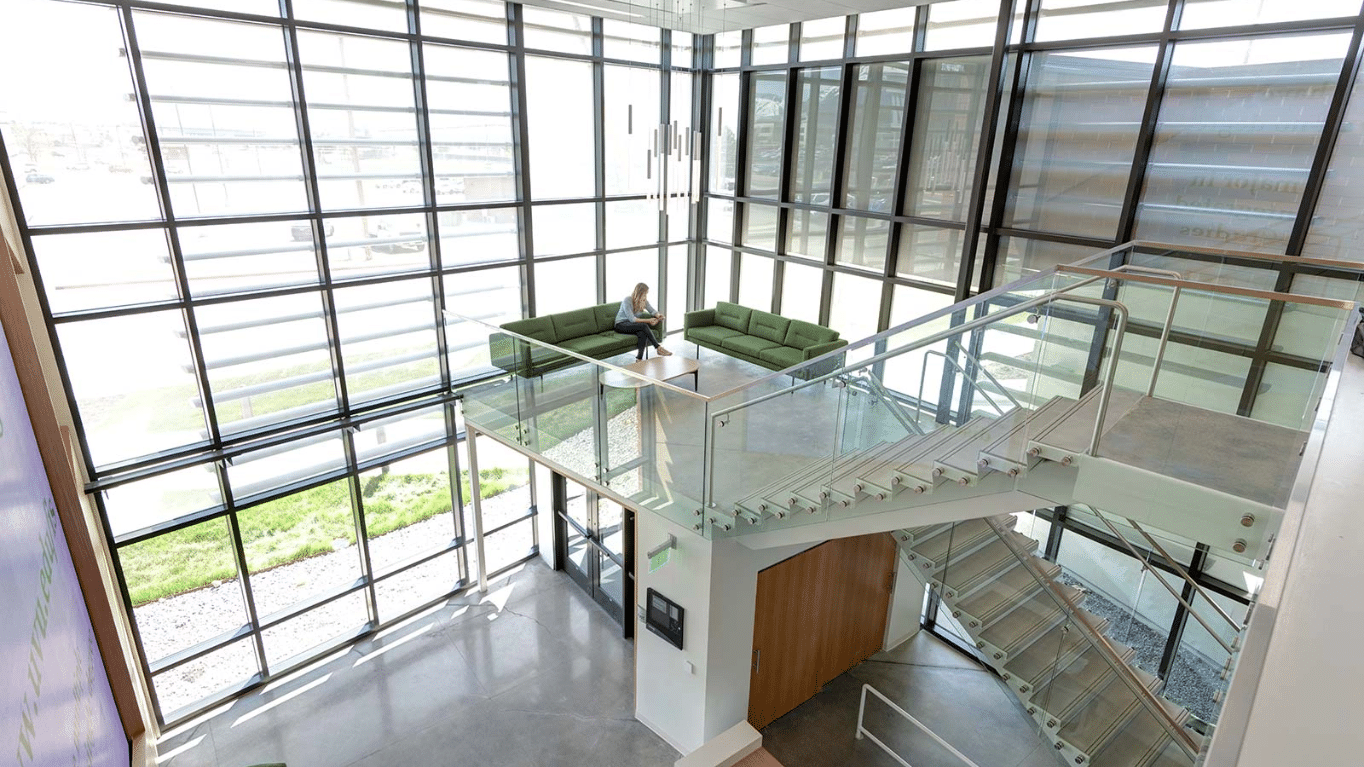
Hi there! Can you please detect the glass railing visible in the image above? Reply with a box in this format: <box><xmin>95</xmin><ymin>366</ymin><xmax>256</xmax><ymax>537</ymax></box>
<box><xmin>451</xmin><ymin>241</ymin><xmax>1358</xmax><ymax>541</ymax></box>
<box><xmin>911</xmin><ymin>516</ymin><xmax>1201</xmax><ymax>767</ymax></box>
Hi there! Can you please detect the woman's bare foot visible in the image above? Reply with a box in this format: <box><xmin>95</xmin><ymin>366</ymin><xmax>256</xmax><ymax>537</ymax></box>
<box><xmin>656</xmin><ymin>346</ymin><xmax>673</xmax><ymax>357</ymax></box>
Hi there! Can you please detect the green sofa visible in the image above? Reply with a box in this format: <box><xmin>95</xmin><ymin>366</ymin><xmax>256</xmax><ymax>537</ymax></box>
<box><xmin>683</xmin><ymin>302</ymin><xmax>847</xmax><ymax>376</ymax></box>
<box><xmin>489</xmin><ymin>302</ymin><xmax>665</xmax><ymax>377</ymax></box>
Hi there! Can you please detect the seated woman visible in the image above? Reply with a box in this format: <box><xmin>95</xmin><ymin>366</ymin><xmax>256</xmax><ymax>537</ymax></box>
<box><xmin>615</xmin><ymin>282</ymin><xmax>673</xmax><ymax>361</ymax></box>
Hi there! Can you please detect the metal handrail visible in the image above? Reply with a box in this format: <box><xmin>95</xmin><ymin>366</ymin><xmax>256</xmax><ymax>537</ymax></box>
<box><xmin>852</xmin><ymin>370</ymin><xmax>927</xmax><ymax>436</ymax></box>
<box><xmin>1087</xmin><ymin>507</ymin><xmax>1239</xmax><ymax>655</ymax></box>
<box><xmin>856</xmin><ymin>684</ymin><xmax>983</xmax><ymax>767</ymax></box>
<box><xmin>915</xmin><ymin>348</ymin><xmax>1022</xmax><ymax>419</ymax></box>
<box><xmin>1128</xmin><ymin>518</ymin><xmax>1244</xmax><ymax>635</ymax></box>
<box><xmin>980</xmin><ymin>517</ymin><xmax>1200</xmax><ymax>760</ymax></box>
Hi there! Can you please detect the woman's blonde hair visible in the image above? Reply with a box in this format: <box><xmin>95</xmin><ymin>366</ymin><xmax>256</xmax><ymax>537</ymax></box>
<box><xmin>631</xmin><ymin>283</ymin><xmax>650</xmax><ymax>314</ymax></box>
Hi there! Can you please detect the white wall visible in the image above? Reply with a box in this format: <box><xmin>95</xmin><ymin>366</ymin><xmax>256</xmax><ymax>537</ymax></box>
<box><xmin>884</xmin><ymin>550</ymin><xmax>925</xmax><ymax>650</ymax></box>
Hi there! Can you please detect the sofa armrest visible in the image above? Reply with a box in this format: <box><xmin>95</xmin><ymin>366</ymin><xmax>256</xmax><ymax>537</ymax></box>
<box><xmin>803</xmin><ymin>339</ymin><xmax>848</xmax><ymax>360</ymax></box>
<box><xmin>637</xmin><ymin>312</ymin><xmax>665</xmax><ymax>336</ymax></box>
<box><xmin>488</xmin><ymin>331</ymin><xmax>531</xmax><ymax>375</ymax></box>
<box><xmin>684</xmin><ymin>309</ymin><xmax>715</xmax><ymax>330</ymax></box>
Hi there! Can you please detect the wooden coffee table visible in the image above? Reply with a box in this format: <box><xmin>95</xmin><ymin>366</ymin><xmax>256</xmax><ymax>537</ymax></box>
<box><xmin>599</xmin><ymin>355</ymin><xmax>700</xmax><ymax>390</ymax></box>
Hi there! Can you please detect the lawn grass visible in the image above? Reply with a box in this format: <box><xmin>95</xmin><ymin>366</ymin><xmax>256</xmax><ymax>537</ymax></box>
<box><xmin>121</xmin><ymin>465</ymin><xmax>526</xmax><ymax>606</ymax></box>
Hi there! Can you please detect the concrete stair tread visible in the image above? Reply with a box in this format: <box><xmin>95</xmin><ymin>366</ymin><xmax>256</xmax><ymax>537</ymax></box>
<box><xmin>738</xmin><ymin>455</ymin><xmax>843</xmax><ymax>514</ymax></box>
<box><xmin>1057</xmin><ymin>665</ymin><xmax>1165</xmax><ymax>755</ymax></box>
<box><xmin>905</xmin><ymin>517</ymin><xmax>998</xmax><ymax>566</ymax></box>
<box><xmin>824</xmin><ymin>436</ymin><xmax>932</xmax><ymax>498</ymax></box>
<box><xmin>1030</xmin><ymin>386</ymin><xmax>1146</xmax><ymax>459</ymax></box>
<box><xmin>935</xmin><ymin>533</ymin><xmax>1039</xmax><ymax>598</ymax></box>
<box><xmin>1088</xmin><ymin>706</ymin><xmax>1197</xmax><ymax>767</ymax></box>
<box><xmin>1032</xmin><ymin>644</ymin><xmax>1138</xmax><ymax>723</ymax></box>
<box><xmin>846</xmin><ymin>427</ymin><xmax>964</xmax><ymax>493</ymax></box>
<box><xmin>957</xmin><ymin>557</ymin><xmax>1061</xmax><ymax>627</ymax></box>
<box><xmin>979</xmin><ymin>395</ymin><xmax>1079</xmax><ymax>470</ymax></box>
<box><xmin>935</xmin><ymin>408</ymin><xmax>1033</xmax><ymax>475</ymax></box>
<box><xmin>898</xmin><ymin>418</ymin><xmax>999</xmax><ymax>483</ymax></box>
<box><xmin>1006</xmin><ymin>615</ymin><xmax>1112</xmax><ymax>689</ymax></box>
<box><xmin>979</xmin><ymin>582</ymin><xmax>1082</xmax><ymax>656</ymax></box>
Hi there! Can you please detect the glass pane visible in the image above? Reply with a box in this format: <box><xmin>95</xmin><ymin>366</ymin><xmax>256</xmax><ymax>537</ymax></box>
<box><xmin>299</xmin><ymin>31</ymin><xmax>422</xmax><ymax>211</ymax></box>
<box><xmin>667</xmin><ymin>70</ymin><xmax>696</xmax><ymax>236</ymax></box>
<box><xmin>360</xmin><ymin>450</ymin><xmax>458</xmax><ymax>575</ymax></box>
<box><xmin>606</xmin><ymin>65</ymin><xmax>662</xmax><ymax>196</ymax></box>
<box><xmin>828</xmin><ymin>272</ymin><xmax>882</xmax><ymax>351</ymax></box>
<box><xmin>1135</xmin><ymin>35</ymin><xmax>1349</xmax><ymax>253</ymax></box>
<box><xmin>995</xmin><ymin>236</ymin><xmax>1102</xmax><ymax>287</ymax></box>
<box><xmin>904</xmin><ymin>56</ymin><xmax>991</xmax><ymax>221</ymax></box>
<box><xmin>744</xmin><ymin>203</ymin><xmax>781</xmax><ymax>252</ymax></box>
<box><xmin>261</xmin><ymin>590</ymin><xmax>368</xmax><ymax>668</ymax></box>
<box><xmin>1180</xmin><ymin>0</ymin><xmax>1361</xmax><ymax>29</ymax></box>
<box><xmin>333</xmin><ymin>278</ymin><xmax>440</xmax><ymax>405</ymax></box>
<box><xmin>1007</xmin><ymin>47</ymin><xmax>1156</xmax><ymax>239</ymax></box>
<box><xmin>738</xmin><ymin>253</ymin><xmax>774</xmax><ymax>310</ymax></box>
<box><xmin>421</xmin><ymin>0</ymin><xmax>508</xmax><ymax>45</ymax></box>
<box><xmin>672</xmin><ymin>33</ymin><xmax>694</xmax><ymax>68</ymax></box>
<box><xmin>526</xmin><ymin>56</ymin><xmax>594</xmax><ymax>199</ymax></box>
<box><xmin>604</xmin><ymin>20</ymin><xmax>661</xmax><ymax>63</ymax></box>
<box><xmin>667</xmin><ymin>243</ymin><xmax>688</xmax><ymax>317</ymax></box>
<box><xmin>485</xmin><ymin>519</ymin><xmax>535</xmax><ymax>574</ymax></box>
<box><xmin>439</xmin><ymin>207</ymin><xmax>519</xmax><ymax>266</ymax></box>
<box><xmin>533</xmin><ymin>203</ymin><xmax>597</xmax><ymax>256</ymax></box>
<box><xmin>197</xmin><ymin>293</ymin><xmax>338</xmax><ymax>436</ymax></box>
<box><xmin>425</xmin><ymin>45</ymin><xmax>516</xmax><ymax>205</ymax></box>
<box><xmin>856</xmin><ymin>8</ymin><xmax>916</xmax><ymax>57</ymax></box>
<box><xmin>293</xmin><ymin>0</ymin><xmax>407</xmax><ymax>32</ymax></box>
<box><xmin>792</xmin><ymin>67</ymin><xmax>840</xmax><ymax>205</ymax></box>
<box><xmin>522</xmin><ymin>7</ymin><xmax>592</xmax><ymax>55</ymax></box>
<box><xmin>136</xmin><ymin>13</ymin><xmax>308</xmax><ymax>218</ymax></box>
<box><xmin>838</xmin><ymin>216</ymin><xmax>890</xmax><ymax>272</ymax></box>
<box><xmin>703</xmin><ymin>246</ymin><xmax>732</xmax><ymax>306</ymax></box>
<box><xmin>227</xmin><ymin>433</ymin><xmax>347</xmax><ymax>501</ymax></box>
<box><xmin>746</xmin><ymin>72</ymin><xmax>787</xmax><ymax>199</ymax></box>
<box><xmin>32</xmin><ymin>229</ymin><xmax>177</xmax><ymax>314</ymax></box>
<box><xmin>105</xmin><ymin>464</ymin><xmax>223</xmax><ymax>540</ymax></box>
<box><xmin>751</xmin><ymin>25</ymin><xmax>790</xmax><ymax>66</ymax></box>
<box><xmin>444</xmin><ymin>266</ymin><xmax>522</xmax><ymax>376</ymax></box>
<box><xmin>1304</xmin><ymin>52</ymin><xmax>1364</xmax><ymax>262</ymax></box>
<box><xmin>799</xmin><ymin>17</ymin><xmax>846</xmax><ymax>61</ymax></box>
<box><xmin>374</xmin><ymin>549</ymin><xmax>464</xmax><ymax>620</ymax></box>
<box><xmin>708</xmin><ymin>198</ymin><xmax>734</xmax><ymax>243</ymax></box>
<box><xmin>895</xmin><ymin>223</ymin><xmax>965</xmax><ymax>287</ymax></box>
<box><xmin>0</xmin><ymin>0</ymin><xmax>162</xmax><ymax>226</ymax></box>
<box><xmin>785</xmin><ymin>208</ymin><xmax>827</xmax><ymax>259</ymax></box>
<box><xmin>152</xmin><ymin>639</ymin><xmax>257</xmax><ymax>717</ymax></box>
<box><xmin>714</xmin><ymin>30</ymin><xmax>742</xmax><ymax>69</ymax></box>
<box><xmin>238</xmin><ymin>480</ymin><xmax>360</xmax><ymax>617</ymax></box>
<box><xmin>710</xmin><ymin>73</ymin><xmax>740</xmax><ymax>194</ymax></box>
<box><xmin>844</xmin><ymin>63</ymin><xmax>907</xmax><ymax>213</ymax></box>
<box><xmin>463</xmin><ymin>434</ymin><xmax>531</xmax><ymax>535</ymax></box>
<box><xmin>325</xmin><ymin>212</ymin><xmax>432</xmax><ymax>281</ymax></box>
<box><xmin>926</xmin><ymin>0</ymin><xmax>1023</xmax><ymax>51</ymax></box>
<box><xmin>180</xmin><ymin>220</ymin><xmax>322</xmax><ymax>298</ymax></box>
<box><xmin>889</xmin><ymin>282</ymin><xmax>954</xmax><ymax>327</ymax></box>
<box><xmin>58</xmin><ymin>312</ymin><xmax>206</xmax><ymax>467</ymax></box>
<box><xmin>779</xmin><ymin>261</ymin><xmax>824</xmax><ymax>324</ymax></box>
<box><xmin>533</xmin><ymin>257</ymin><xmax>597</xmax><ymax>315</ymax></box>
<box><xmin>353</xmin><ymin>405</ymin><xmax>448</xmax><ymax>464</ymax></box>
<box><xmin>606</xmin><ymin>248</ymin><xmax>660</xmax><ymax>304</ymax></box>
<box><xmin>122</xmin><ymin>517</ymin><xmax>246</xmax><ymax>658</ymax></box>
<box><xmin>1035</xmin><ymin>0</ymin><xmax>1167</xmax><ymax>42</ymax></box>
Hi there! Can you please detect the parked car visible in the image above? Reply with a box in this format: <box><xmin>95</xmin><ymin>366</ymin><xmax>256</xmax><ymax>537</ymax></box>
<box><xmin>290</xmin><ymin>222</ymin><xmax>335</xmax><ymax>241</ymax></box>
<box><xmin>367</xmin><ymin>221</ymin><xmax>427</xmax><ymax>255</ymax></box>
<box><xmin>25</xmin><ymin>172</ymin><xmax>55</xmax><ymax>184</ymax></box>
<box><xmin>107</xmin><ymin>164</ymin><xmax>133</xmax><ymax>174</ymax></box>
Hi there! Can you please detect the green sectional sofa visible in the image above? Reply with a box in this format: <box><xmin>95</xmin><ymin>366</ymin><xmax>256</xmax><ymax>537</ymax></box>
<box><xmin>489</xmin><ymin>302</ymin><xmax>665</xmax><ymax>377</ymax></box>
<box><xmin>683</xmin><ymin>302</ymin><xmax>847</xmax><ymax>377</ymax></box>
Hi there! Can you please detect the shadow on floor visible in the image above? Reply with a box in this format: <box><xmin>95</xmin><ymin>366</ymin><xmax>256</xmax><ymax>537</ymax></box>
<box><xmin>761</xmin><ymin>632</ymin><xmax>1064</xmax><ymax>767</ymax></box>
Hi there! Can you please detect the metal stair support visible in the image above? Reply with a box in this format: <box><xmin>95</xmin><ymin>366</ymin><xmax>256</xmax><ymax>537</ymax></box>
<box><xmin>916</xmin><ymin>347</ymin><xmax>1024</xmax><ymax>418</ymax></box>
<box><xmin>850</xmin><ymin>368</ymin><xmax>926</xmax><ymax>436</ymax></box>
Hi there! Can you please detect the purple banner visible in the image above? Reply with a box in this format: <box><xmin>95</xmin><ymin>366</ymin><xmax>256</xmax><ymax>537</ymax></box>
<box><xmin>1</xmin><ymin>318</ymin><xmax>127</xmax><ymax>766</ymax></box>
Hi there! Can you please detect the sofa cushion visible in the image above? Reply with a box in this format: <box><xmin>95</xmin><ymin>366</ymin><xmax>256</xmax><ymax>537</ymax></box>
<box><xmin>714</xmin><ymin>302</ymin><xmax>752</xmax><ymax>332</ymax></box>
<box><xmin>502</xmin><ymin>315</ymin><xmax>558</xmax><ymax>345</ymax></box>
<box><xmin>688</xmin><ymin>325</ymin><xmax>746</xmax><ymax>347</ymax></box>
<box><xmin>782</xmin><ymin>319</ymin><xmax>839</xmax><ymax>350</ymax></box>
<box><xmin>747</xmin><ymin>310</ymin><xmax>791</xmax><ymax>345</ymax></box>
<box><xmin>551</xmin><ymin>307</ymin><xmax>599</xmax><ymax>341</ymax></box>
<box><xmin>758</xmin><ymin>345</ymin><xmax>805</xmax><ymax>370</ymax></box>
<box><xmin>594</xmin><ymin>302</ymin><xmax>620</xmax><ymax>333</ymax></box>
<box><xmin>721</xmin><ymin>334</ymin><xmax>782</xmax><ymax>357</ymax></box>
<box><xmin>561</xmin><ymin>333</ymin><xmax>625</xmax><ymax>358</ymax></box>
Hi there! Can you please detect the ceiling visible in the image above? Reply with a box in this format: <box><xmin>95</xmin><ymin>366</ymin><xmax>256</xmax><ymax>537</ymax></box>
<box><xmin>519</xmin><ymin>0</ymin><xmax>944</xmax><ymax>35</ymax></box>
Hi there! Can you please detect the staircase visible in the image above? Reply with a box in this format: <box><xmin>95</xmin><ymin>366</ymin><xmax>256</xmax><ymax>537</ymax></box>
<box><xmin>895</xmin><ymin>515</ymin><xmax>1204</xmax><ymax>767</ymax></box>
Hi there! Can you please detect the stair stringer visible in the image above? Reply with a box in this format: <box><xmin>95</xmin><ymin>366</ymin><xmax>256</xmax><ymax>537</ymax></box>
<box><xmin>895</xmin><ymin>516</ymin><xmax>1198</xmax><ymax>767</ymax></box>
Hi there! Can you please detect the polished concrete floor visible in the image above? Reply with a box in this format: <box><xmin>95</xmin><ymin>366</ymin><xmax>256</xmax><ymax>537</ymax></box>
<box><xmin>155</xmin><ymin>559</ymin><xmax>678</xmax><ymax>767</ymax></box>
<box><xmin>762</xmin><ymin>632</ymin><xmax>1064</xmax><ymax>767</ymax></box>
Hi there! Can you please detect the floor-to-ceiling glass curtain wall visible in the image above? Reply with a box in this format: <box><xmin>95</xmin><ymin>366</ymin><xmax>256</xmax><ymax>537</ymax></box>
<box><xmin>0</xmin><ymin>0</ymin><xmax>691</xmax><ymax>726</ymax></box>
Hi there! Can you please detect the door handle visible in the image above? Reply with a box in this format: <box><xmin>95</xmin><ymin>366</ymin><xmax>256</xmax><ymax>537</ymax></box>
<box><xmin>752</xmin><ymin>648</ymin><xmax>761</xmax><ymax>675</ymax></box>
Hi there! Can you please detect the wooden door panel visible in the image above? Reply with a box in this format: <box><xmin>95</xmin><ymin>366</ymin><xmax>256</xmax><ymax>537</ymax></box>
<box><xmin>749</xmin><ymin>546</ymin><xmax>823</xmax><ymax>729</ymax></box>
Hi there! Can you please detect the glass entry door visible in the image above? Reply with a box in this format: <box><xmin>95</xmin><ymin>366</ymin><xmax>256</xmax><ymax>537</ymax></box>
<box><xmin>553</xmin><ymin>474</ymin><xmax>634</xmax><ymax>636</ymax></box>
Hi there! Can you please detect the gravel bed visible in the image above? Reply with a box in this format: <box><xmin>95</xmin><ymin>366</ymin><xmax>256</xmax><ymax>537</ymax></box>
<box><xmin>140</xmin><ymin>488</ymin><xmax>537</xmax><ymax>718</ymax></box>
